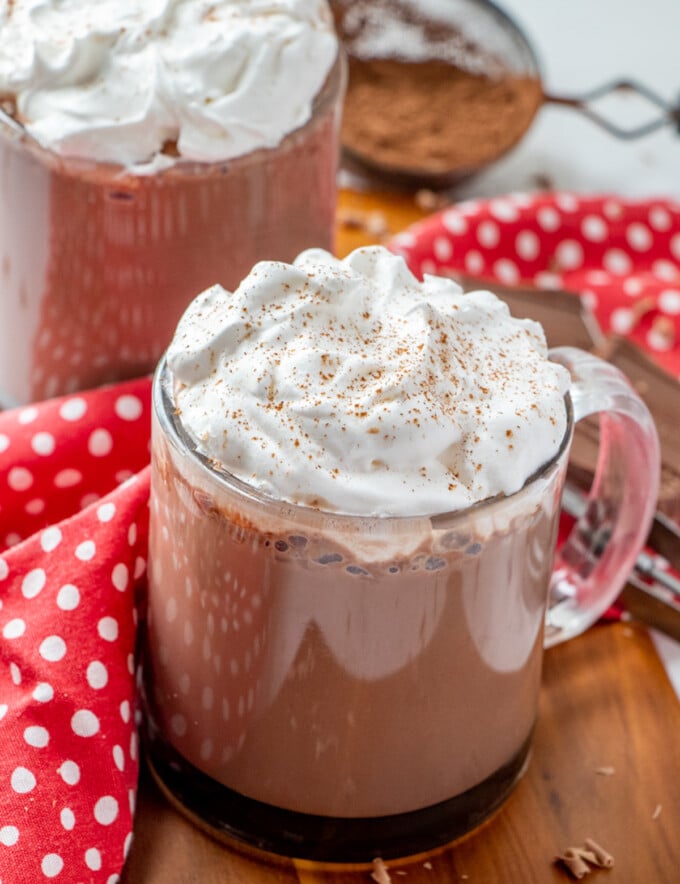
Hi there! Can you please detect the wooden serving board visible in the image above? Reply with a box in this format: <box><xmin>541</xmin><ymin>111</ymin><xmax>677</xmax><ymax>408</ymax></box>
<box><xmin>121</xmin><ymin>622</ymin><xmax>680</xmax><ymax>884</ymax></box>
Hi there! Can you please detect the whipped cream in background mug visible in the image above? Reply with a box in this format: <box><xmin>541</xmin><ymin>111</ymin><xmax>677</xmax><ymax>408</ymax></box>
<box><xmin>0</xmin><ymin>0</ymin><xmax>337</xmax><ymax>169</ymax></box>
<box><xmin>0</xmin><ymin>0</ymin><xmax>343</xmax><ymax>407</ymax></box>
<box><xmin>144</xmin><ymin>245</ymin><xmax>659</xmax><ymax>861</ymax></box>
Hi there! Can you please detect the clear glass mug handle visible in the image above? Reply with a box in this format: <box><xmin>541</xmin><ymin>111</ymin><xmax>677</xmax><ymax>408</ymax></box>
<box><xmin>545</xmin><ymin>346</ymin><xmax>661</xmax><ymax>647</ymax></box>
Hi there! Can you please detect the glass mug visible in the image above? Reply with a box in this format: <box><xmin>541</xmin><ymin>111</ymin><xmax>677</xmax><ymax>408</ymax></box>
<box><xmin>0</xmin><ymin>53</ymin><xmax>344</xmax><ymax>408</ymax></box>
<box><xmin>142</xmin><ymin>347</ymin><xmax>659</xmax><ymax>862</ymax></box>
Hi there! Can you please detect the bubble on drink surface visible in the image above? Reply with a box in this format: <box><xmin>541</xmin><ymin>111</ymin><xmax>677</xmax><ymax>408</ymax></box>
<box><xmin>315</xmin><ymin>553</ymin><xmax>344</xmax><ymax>566</ymax></box>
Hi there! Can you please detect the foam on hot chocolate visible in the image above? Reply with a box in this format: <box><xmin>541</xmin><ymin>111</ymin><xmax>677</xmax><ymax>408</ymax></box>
<box><xmin>0</xmin><ymin>0</ymin><xmax>337</xmax><ymax>169</ymax></box>
<box><xmin>167</xmin><ymin>246</ymin><xmax>570</xmax><ymax>517</ymax></box>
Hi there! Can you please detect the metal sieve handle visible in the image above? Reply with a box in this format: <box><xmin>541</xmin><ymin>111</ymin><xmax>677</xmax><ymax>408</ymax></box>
<box><xmin>544</xmin><ymin>79</ymin><xmax>680</xmax><ymax>139</ymax></box>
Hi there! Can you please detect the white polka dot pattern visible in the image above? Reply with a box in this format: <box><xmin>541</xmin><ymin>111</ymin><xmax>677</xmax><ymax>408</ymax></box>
<box><xmin>18</xmin><ymin>407</ymin><xmax>39</xmax><ymax>425</ymax></box>
<box><xmin>71</xmin><ymin>710</ymin><xmax>101</xmax><ymax>738</ymax></box>
<box><xmin>56</xmin><ymin>584</ymin><xmax>80</xmax><ymax>611</ymax></box>
<box><xmin>40</xmin><ymin>527</ymin><xmax>62</xmax><ymax>552</ymax></box>
<box><xmin>24</xmin><ymin>726</ymin><xmax>50</xmax><ymax>748</ymax></box>
<box><xmin>86</xmin><ymin>847</ymin><xmax>103</xmax><ymax>871</ymax></box>
<box><xmin>54</xmin><ymin>468</ymin><xmax>83</xmax><ymax>489</ymax></box>
<box><xmin>41</xmin><ymin>854</ymin><xmax>64</xmax><ymax>878</ymax></box>
<box><xmin>87</xmin><ymin>661</ymin><xmax>109</xmax><ymax>690</ymax></box>
<box><xmin>0</xmin><ymin>826</ymin><xmax>20</xmax><ymax>846</ymax></box>
<box><xmin>89</xmin><ymin>429</ymin><xmax>114</xmax><ymax>458</ymax></box>
<box><xmin>59</xmin><ymin>760</ymin><xmax>81</xmax><ymax>786</ymax></box>
<box><xmin>60</xmin><ymin>808</ymin><xmax>76</xmax><ymax>831</ymax></box>
<box><xmin>31</xmin><ymin>432</ymin><xmax>56</xmax><ymax>457</ymax></box>
<box><xmin>22</xmin><ymin>569</ymin><xmax>46</xmax><ymax>599</ymax></box>
<box><xmin>0</xmin><ymin>379</ymin><xmax>150</xmax><ymax>883</ymax></box>
<box><xmin>94</xmin><ymin>796</ymin><xmax>119</xmax><ymax>826</ymax></box>
<box><xmin>75</xmin><ymin>540</ymin><xmax>96</xmax><ymax>561</ymax></box>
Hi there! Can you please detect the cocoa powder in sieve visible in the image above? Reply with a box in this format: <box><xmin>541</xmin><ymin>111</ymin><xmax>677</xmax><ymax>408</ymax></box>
<box><xmin>341</xmin><ymin>56</ymin><xmax>543</xmax><ymax>177</ymax></box>
<box><xmin>332</xmin><ymin>0</ymin><xmax>543</xmax><ymax>180</ymax></box>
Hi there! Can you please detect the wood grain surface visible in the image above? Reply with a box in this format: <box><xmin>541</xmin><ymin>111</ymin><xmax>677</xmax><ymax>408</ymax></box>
<box><xmin>121</xmin><ymin>622</ymin><xmax>680</xmax><ymax>884</ymax></box>
<box><xmin>334</xmin><ymin>187</ymin><xmax>431</xmax><ymax>257</ymax></box>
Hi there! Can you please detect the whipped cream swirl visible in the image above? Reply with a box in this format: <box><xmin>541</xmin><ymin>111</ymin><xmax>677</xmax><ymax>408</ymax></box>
<box><xmin>167</xmin><ymin>246</ymin><xmax>570</xmax><ymax>516</ymax></box>
<box><xmin>0</xmin><ymin>0</ymin><xmax>338</xmax><ymax>168</ymax></box>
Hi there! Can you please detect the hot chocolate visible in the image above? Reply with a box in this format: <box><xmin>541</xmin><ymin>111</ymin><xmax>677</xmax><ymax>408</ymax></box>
<box><xmin>143</xmin><ymin>246</ymin><xmax>576</xmax><ymax>858</ymax></box>
<box><xmin>145</xmin><ymin>384</ymin><xmax>566</xmax><ymax>856</ymax></box>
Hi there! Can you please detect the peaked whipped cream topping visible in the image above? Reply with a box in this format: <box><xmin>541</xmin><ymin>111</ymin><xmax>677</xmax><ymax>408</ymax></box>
<box><xmin>0</xmin><ymin>0</ymin><xmax>337</xmax><ymax>168</ymax></box>
<box><xmin>167</xmin><ymin>246</ymin><xmax>570</xmax><ymax>516</ymax></box>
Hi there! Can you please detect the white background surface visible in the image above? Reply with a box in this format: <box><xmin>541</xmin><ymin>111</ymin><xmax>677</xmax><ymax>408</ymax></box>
<box><xmin>458</xmin><ymin>0</ymin><xmax>680</xmax><ymax>200</ymax></box>
<box><xmin>467</xmin><ymin>0</ymin><xmax>680</xmax><ymax>693</ymax></box>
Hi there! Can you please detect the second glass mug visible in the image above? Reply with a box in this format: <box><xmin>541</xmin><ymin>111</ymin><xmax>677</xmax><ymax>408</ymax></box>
<box><xmin>0</xmin><ymin>53</ymin><xmax>344</xmax><ymax>408</ymax></box>
<box><xmin>142</xmin><ymin>346</ymin><xmax>659</xmax><ymax>862</ymax></box>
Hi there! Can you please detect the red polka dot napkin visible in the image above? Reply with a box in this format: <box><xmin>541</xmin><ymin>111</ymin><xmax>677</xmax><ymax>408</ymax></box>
<box><xmin>0</xmin><ymin>379</ymin><xmax>150</xmax><ymax>884</ymax></box>
<box><xmin>390</xmin><ymin>193</ymin><xmax>680</xmax><ymax>378</ymax></box>
<box><xmin>0</xmin><ymin>194</ymin><xmax>678</xmax><ymax>884</ymax></box>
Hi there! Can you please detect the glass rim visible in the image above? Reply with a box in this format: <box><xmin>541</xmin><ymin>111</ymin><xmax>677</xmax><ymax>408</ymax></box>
<box><xmin>153</xmin><ymin>354</ymin><xmax>574</xmax><ymax>528</ymax></box>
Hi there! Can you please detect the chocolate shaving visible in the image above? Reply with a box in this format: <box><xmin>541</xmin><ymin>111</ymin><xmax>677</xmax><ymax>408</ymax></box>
<box><xmin>577</xmin><ymin>850</ymin><xmax>600</xmax><ymax>865</ymax></box>
<box><xmin>652</xmin><ymin>803</ymin><xmax>663</xmax><ymax>820</ymax></box>
<box><xmin>337</xmin><ymin>208</ymin><xmax>390</xmax><ymax>238</ymax></box>
<box><xmin>371</xmin><ymin>857</ymin><xmax>392</xmax><ymax>884</ymax></box>
<box><xmin>557</xmin><ymin>848</ymin><xmax>591</xmax><ymax>880</ymax></box>
<box><xmin>337</xmin><ymin>208</ymin><xmax>370</xmax><ymax>230</ymax></box>
<box><xmin>414</xmin><ymin>189</ymin><xmax>450</xmax><ymax>212</ymax></box>
<box><xmin>556</xmin><ymin>839</ymin><xmax>615</xmax><ymax>878</ymax></box>
<box><xmin>584</xmin><ymin>838</ymin><xmax>614</xmax><ymax>868</ymax></box>
<box><xmin>595</xmin><ymin>766</ymin><xmax>615</xmax><ymax>776</ymax></box>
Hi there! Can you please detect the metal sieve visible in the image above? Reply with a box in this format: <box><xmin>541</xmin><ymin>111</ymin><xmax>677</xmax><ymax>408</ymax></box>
<box><xmin>333</xmin><ymin>0</ymin><xmax>680</xmax><ymax>188</ymax></box>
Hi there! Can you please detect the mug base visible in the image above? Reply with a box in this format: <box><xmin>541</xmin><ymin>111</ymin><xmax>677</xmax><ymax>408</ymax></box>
<box><xmin>142</xmin><ymin>726</ymin><xmax>533</xmax><ymax>864</ymax></box>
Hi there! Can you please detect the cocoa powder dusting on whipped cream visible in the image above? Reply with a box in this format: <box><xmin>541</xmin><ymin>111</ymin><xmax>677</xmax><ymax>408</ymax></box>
<box><xmin>167</xmin><ymin>246</ymin><xmax>570</xmax><ymax>516</ymax></box>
